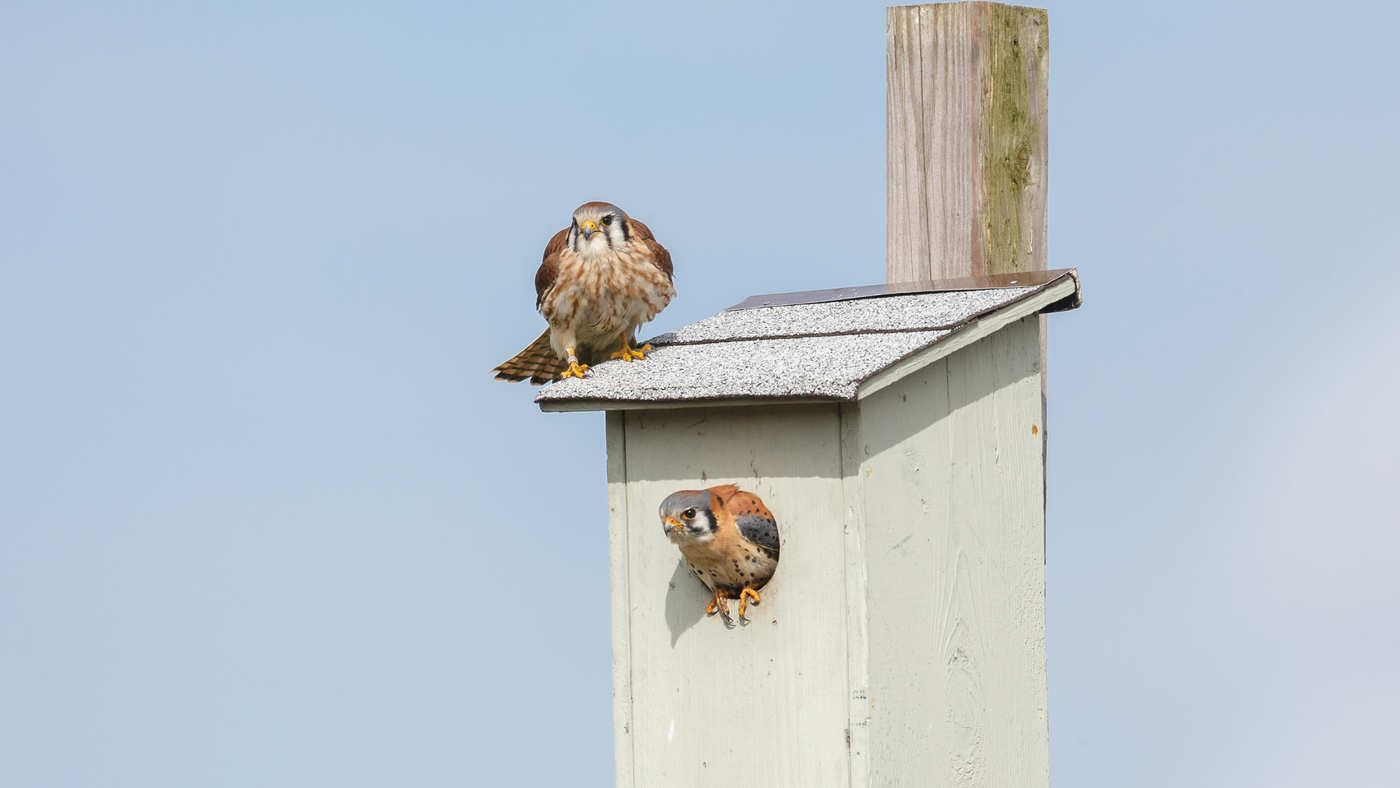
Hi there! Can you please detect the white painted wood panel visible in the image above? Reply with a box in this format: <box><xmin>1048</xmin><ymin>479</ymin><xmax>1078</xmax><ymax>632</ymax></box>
<box><xmin>606</xmin><ymin>411</ymin><xmax>635</xmax><ymax>788</ymax></box>
<box><xmin>856</xmin><ymin>316</ymin><xmax>1049</xmax><ymax>787</ymax></box>
<box><xmin>839</xmin><ymin>403</ymin><xmax>871</xmax><ymax>788</ymax></box>
<box><xmin>613</xmin><ymin>405</ymin><xmax>851</xmax><ymax>788</ymax></box>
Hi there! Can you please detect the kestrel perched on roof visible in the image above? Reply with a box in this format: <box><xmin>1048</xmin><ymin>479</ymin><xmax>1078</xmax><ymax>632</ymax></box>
<box><xmin>659</xmin><ymin>484</ymin><xmax>780</xmax><ymax>624</ymax></box>
<box><xmin>492</xmin><ymin>202</ymin><xmax>675</xmax><ymax>385</ymax></box>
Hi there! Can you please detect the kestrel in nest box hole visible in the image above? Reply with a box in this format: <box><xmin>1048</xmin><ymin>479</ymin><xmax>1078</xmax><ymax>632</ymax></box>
<box><xmin>659</xmin><ymin>484</ymin><xmax>780</xmax><ymax>624</ymax></box>
<box><xmin>492</xmin><ymin>202</ymin><xmax>675</xmax><ymax>385</ymax></box>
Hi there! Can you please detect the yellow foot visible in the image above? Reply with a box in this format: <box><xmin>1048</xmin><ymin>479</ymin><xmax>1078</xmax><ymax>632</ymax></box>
<box><xmin>560</xmin><ymin>361</ymin><xmax>590</xmax><ymax>379</ymax></box>
<box><xmin>706</xmin><ymin>590</ymin><xmax>732</xmax><ymax>624</ymax></box>
<box><xmin>609</xmin><ymin>344</ymin><xmax>647</xmax><ymax>362</ymax></box>
<box><xmin>738</xmin><ymin>587</ymin><xmax>761</xmax><ymax>618</ymax></box>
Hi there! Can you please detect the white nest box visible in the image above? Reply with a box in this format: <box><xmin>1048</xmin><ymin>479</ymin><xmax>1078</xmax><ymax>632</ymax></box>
<box><xmin>537</xmin><ymin>270</ymin><xmax>1082</xmax><ymax>788</ymax></box>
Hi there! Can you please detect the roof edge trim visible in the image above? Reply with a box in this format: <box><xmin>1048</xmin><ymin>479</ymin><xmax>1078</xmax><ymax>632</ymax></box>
<box><xmin>538</xmin><ymin>395</ymin><xmax>844</xmax><ymax>413</ymax></box>
<box><xmin>726</xmin><ymin>268</ymin><xmax>1080</xmax><ymax>311</ymax></box>
<box><xmin>855</xmin><ymin>276</ymin><xmax>1078</xmax><ymax>400</ymax></box>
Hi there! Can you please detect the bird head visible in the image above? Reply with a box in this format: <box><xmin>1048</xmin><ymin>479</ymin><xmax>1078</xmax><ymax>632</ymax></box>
<box><xmin>567</xmin><ymin>201</ymin><xmax>630</xmax><ymax>255</ymax></box>
<box><xmin>659</xmin><ymin>490</ymin><xmax>717</xmax><ymax>543</ymax></box>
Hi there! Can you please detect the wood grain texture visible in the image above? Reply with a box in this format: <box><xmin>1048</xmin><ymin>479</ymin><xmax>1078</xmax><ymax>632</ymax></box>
<box><xmin>839</xmin><ymin>403</ymin><xmax>872</xmax><ymax>788</ymax></box>
<box><xmin>614</xmin><ymin>405</ymin><xmax>851</xmax><ymax>787</ymax></box>
<box><xmin>606</xmin><ymin>411</ymin><xmax>635</xmax><ymax>788</ymax></box>
<box><xmin>856</xmin><ymin>315</ymin><xmax>1049</xmax><ymax>787</ymax></box>
<box><xmin>887</xmin><ymin>2</ymin><xmax>1049</xmax><ymax>283</ymax></box>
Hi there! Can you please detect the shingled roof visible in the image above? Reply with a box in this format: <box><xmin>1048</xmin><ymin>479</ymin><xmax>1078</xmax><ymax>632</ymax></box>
<box><xmin>535</xmin><ymin>269</ymin><xmax>1081</xmax><ymax>412</ymax></box>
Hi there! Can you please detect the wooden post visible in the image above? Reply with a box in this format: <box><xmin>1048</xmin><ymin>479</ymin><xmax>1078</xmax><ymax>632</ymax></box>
<box><xmin>887</xmin><ymin>2</ymin><xmax>1049</xmax><ymax>283</ymax></box>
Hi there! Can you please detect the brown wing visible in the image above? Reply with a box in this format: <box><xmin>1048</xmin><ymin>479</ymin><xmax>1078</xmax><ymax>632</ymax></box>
<box><xmin>628</xmin><ymin>219</ymin><xmax>674</xmax><ymax>283</ymax></box>
<box><xmin>534</xmin><ymin>227</ymin><xmax>569</xmax><ymax>310</ymax></box>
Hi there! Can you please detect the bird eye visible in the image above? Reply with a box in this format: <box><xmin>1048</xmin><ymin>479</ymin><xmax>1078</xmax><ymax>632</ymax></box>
<box><xmin>682</xmin><ymin>509</ymin><xmax>695</xmax><ymax>519</ymax></box>
<box><xmin>601</xmin><ymin>215</ymin><xmax>613</xmax><ymax>226</ymax></box>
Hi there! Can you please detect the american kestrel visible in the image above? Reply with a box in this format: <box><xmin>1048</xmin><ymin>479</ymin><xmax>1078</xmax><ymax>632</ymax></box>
<box><xmin>659</xmin><ymin>484</ymin><xmax>780</xmax><ymax>624</ymax></box>
<box><xmin>492</xmin><ymin>202</ymin><xmax>675</xmax><ymax>385</ymax></box>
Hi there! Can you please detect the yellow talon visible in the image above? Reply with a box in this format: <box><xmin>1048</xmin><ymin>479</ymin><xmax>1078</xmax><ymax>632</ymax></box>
<box><xmin>706</xmin><ymin>590</ymin><xmax>732</xmax><ymax>623</ymax></box>
<box><xmin>609</xmin><ymin>343</ymin><xmax>648</xmax><ymax>362</ymax></box>
<box><xmin>739</xmin><ymin>587</ymin><xmax>761</xmax><ymax>618</ymax></box>
<box><xmin>560</xmin><ymin>361</ymin><xmax>590</xmax><ymax>379</ymax></box>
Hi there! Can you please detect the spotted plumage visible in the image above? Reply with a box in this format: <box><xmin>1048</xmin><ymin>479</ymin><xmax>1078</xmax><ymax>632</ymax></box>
<box><xmin>492</xmin><ymin>202</ymin><xmax>675</xmax><ymax>385</ymax></box>
<box><xmin>659</xmin><ymin>484</ymin><xmax>780</xmax><ymax>624</ymax></box>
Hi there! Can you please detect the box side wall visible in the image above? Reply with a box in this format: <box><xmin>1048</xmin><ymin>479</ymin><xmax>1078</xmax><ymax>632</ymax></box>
<box><xmin>619</xmin><ymin>404</ymin><xmax>851</xmax><ymax>788</ymax></box>
<box><xmin>606</xmin><ymin>411</ymin><xmax>635</xmax><ymax>788</ymax></box>
<box><xmin>839</xmin><ymin>402</ymin><xmax>872</xmax><ymax>788</ymax></box>
<box><xmin>857</xmin><ymin>316</ymin><xmax>1050</xmax><ymax>787</ymax></box>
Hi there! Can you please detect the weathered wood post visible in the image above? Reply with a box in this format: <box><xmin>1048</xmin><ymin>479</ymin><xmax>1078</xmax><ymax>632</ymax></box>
<box><xmin>887</xmin><ymin>2</ymin><xmax>1049</xmax><ymax>282</ymax></box>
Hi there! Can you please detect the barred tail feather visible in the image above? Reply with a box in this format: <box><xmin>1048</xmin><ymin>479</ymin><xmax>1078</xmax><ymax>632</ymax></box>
<box><xmin>492</xmin><ymin>329</ymin><xmax>567</xmax><ymax>385</ymax></box>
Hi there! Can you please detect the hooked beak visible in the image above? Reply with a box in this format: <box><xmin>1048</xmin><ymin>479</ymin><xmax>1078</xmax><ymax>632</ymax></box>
<box><xmin>579</xmin><ymin>220</ymin><xmax>598</xmax><ymax>240</ymax></box>
<box><xmin>663</xmin><ymin>517</ymin><xmax>683</xmax><ymax>534</ymax></box>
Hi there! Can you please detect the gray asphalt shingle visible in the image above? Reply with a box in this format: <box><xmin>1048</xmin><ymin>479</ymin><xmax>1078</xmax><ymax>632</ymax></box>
<box><xmin>533</xmin><ymin>272</ymin><xmax>1078</xmax><ymax>407</ymax></box>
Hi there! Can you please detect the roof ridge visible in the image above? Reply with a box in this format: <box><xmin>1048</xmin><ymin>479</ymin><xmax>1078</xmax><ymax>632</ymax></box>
<box><xmin>649</xmin><ymin>323</ymin><xmax>967</xmax><ymax>348</ymax></box>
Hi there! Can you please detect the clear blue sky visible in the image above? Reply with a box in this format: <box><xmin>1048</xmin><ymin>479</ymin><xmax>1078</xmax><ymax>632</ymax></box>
<box><xmin>2</xmin><ymin>1</ymin><xmax>1397</xmax><ymax>785</ymax></box>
